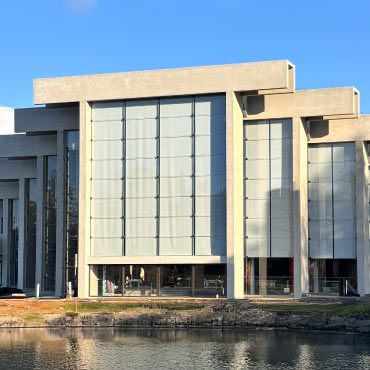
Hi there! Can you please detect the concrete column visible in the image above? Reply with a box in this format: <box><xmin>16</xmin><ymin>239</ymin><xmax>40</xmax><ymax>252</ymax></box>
<box><xmin>35</xmin><ymin>156</ymin><xmax>44</xmax><ymax>293</ymax></box>
<box><xmin>355</xmin><ymin>141</ymin><xmax>370</xmax><ymax>295</ymax></box>
<box><xmin>2</xmin><ymin>199</ymin><xmax>9</xmax><ymax>286</ymax></box>
<box><xmin>292</xmin><ymin>117</ymin><xmax>309</xmax><ymax>298</ymax></box>
<box><xmin>55</xmin><ymin>130</ymin><xmax>66</xmax><ymax>297</ymax></box>
<box><xmin>78</xmin><ymin>102</ymin><xmax>91</xmax><ymax>298</ymax></box>
<box><xmin>17</xmin><ymin>178</ymin><xmax>26</xmax><ymax>290</ymax></box>
<box><xmin>226</xmin><ymin>91</ymin><xmax>244</xmax><ymax>299</ymax></box>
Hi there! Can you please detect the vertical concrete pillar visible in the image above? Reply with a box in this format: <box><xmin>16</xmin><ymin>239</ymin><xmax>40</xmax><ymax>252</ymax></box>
<box><xmin>17</xmin><ymin>178</ymin><xmax>26</xmax><ymax>290</ymax></box>
<box><xmin>355</xmin><ymin>141</ymin><xmax>370</xmax><ymax>295</ymax></box>
<box><xmin>78</xmin><ymin>101</ymin><xmax>92</xmax><ymax>298</ymax></box>
<box><xmin>226</xmin><ymin>91</ymin><xmax>244</xmax><ymax>299</ymax></box>
<box><xmin>292</xmin><ymin>117</ymin><xmax>309</xmax><ymax>298</ymax></box>
<box><xmin>2</xmin><ymin>199</ymin><xmax>9</xmax><ymax>286</ymax></box>
<box><xmin>35</xmin><ymin>155</ymin><xmax>44</xmax><ymax>293</ymax></box>
<box><xmin>55</xmin><ymin>130</ymin><xmax>66</xmax><ymax>297</ymax></box>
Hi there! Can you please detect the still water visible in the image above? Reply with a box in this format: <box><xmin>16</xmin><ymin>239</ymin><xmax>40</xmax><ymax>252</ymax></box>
<box><xmin>0</xmin><ymin>328</ymin><xmax>369</xmax><ymax>369</ymax></box>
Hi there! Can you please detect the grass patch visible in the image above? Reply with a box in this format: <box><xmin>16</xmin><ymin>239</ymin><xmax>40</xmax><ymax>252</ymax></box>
<box><xmin>63</xmin><ymin>302</ymin><xmax>205</xmax><ymax>314</ymax></box>
<box><xmin>23</xmin><ymin>313</ymin><xmax>44</xmax><ymax>325</ymax></box>
<box><xmin>257</xmin><ymin>303</ymin><xmax>370</xmax><ymax>317</ymax></box>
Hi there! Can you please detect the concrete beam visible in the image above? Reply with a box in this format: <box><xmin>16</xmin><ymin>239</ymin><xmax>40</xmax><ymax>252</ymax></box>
<box><xmin>0</xmin><ymin>159</ymin><xmax>37</xmax><ymax>180</ymax></box>
<box><xmin>245</xmin><ymin>87</ymin><xmax>359</xmax><ymax>120</ymax></box>
<box><xmin>309</xmin><ymin>115</ymin><xmax>370</xmax><ymax>143</ymax></box>
<box><xmin>15</xmin><ymin>107</ymin><xmax>79</xmax><ymax>134</ymax></box>
<box><xmin>0</xmin><ymin>135</ymin><xmax>57</xmax><ymax>158</ymax></box>
<box><xmin>34</xmin><ymin>61</ymin><xmax>295</xmax><ymax>104</ymax></box>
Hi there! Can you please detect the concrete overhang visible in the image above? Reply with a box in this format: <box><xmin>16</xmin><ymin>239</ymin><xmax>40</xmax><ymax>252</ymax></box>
<box><xmin>33</xmin><ymin>60</ymin><xmax>295</xmax><ymax>105</ymax></box>
<box><xmin>0</xmin><ymin>181</ymin><xmax>19</xmax><ymax>199</ymax></box>
<box><xmin>244</xmin><ymin>87</ymin><xmax>359</xmax><ymax>120</ymax></box>
<box><xmin>15</xmin><ymin>106</ymin><xmax>79</xmax><ymax>133</ymax></box>
<box><xmin>0</xmin><ymin>158</ymin><xmax>37</xmax><ymax>180</ymax></box>
<box><xmin>308</xmin><ymin>114</ymin><xmax>370</xmax><ymax>143</ymax></box>
<box><xmin>0</xmin><ymin>134</ymin><xmax>57</xmax><ymax>158</ymax></box>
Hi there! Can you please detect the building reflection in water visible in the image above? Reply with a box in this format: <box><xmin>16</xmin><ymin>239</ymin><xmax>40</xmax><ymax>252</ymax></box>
<box><xmin>0</xmin><ymin>328</ymin><xmax>369</xmax><ymax>369</ymax></box>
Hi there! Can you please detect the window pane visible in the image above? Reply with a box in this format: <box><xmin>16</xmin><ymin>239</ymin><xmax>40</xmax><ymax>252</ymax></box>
<box><xmin>160</xmin><ymin>97</ymin><xmax>192</xmax><ymax>117</ymax></box>
<box><xmin>160</xmin><ymin>197</ymin><xmax>193</xmax><ymax>217</ymax></box>
<box><xmin>159</xmin><ymin>237</ymin><xmax>192</xmax><ymax>255</ymax></box>
<box><xmin>126</xmin><ymin>178</ymin><xmax>157</xmax><ymax>198</ymax></box>
<box><xmin>195</xmin><ymin>195</ymin><xmax>226</xmax><ymax>216</ymax></box>
<box><xmin>160</xmin><ymin>117</ymin><xmax>192</xmax><ymax>137</ymax></box>
<box><xmin>92</xmin><ymin>140</ymin><xmax>122</xmax><ymax>160</ymax></box>
<box><xmin>126</xmin><ymin>158</ymin><xmax>157</xmax><ymax>178</ymax></box>
<box><xmin>160</xmin><ymin>177</ymin><xmax>192</xmax><ymax>197</ymax></box>
<box><xmin>195</xmin><ymin>175</ymin><xmax>226</xmax><ymax>196</ymax></box>
<box><xmin>125</xmin><ymin>238</ymin><xmax>157</xmax><ymax>256</ymax></box>
<box><xmin>91</xmin><ymin>238</ymin><xmax>122</xmax><ymax>256</ymax></box>
<box><xmin>92</xmin><ymin>159</ymin><xmax>123</xmax><ymax>179</ymax></box>
<box><xmin>160</xmin><ymin>217</ymin><xmax>192</xmax><ymax>237</ymax></box>
<box><xmin>126</xmin><ymin>218</ymin><xmax>157</xmax><ymax>238</ymax></box>
<box><xmin>126</xmin><ymin>198</ymin><xmax>157</xmax><ymax>218</ymax></box>
<box><xmin>91</xmin><ymin>179</ymin><xmax>122</xmax><ymax>199</ymax></box>
<box><xmin>92</xmin><ymin>102</ymin><xmax>123</xmax><ymax>121</ymax></box>
<box><xmin>196</xmin><ymin>135</ymin><xmax>225</xmax><ymax>156</ymax></box>
<box><xmin>195</xmin><ymin>215</ymin><xmax>226</xmax><ymax>236</ymax></box>
<box><xmin>195</xmin><ymin>236</ymin><xmax>226</xmax><ymax>256</ymax></box>
<box><xmin>160</xmin><ymin>157</ymin><xmax>192</xmax><ymax>177</ymax></box>
<box><xmin>91</xmin><ymin>199</ymin><xmax>123</xmax><ymax>219</ymax></box>
<box><xmin>196</xmin><ymin>155</ymin><xmax>225</xmax><ymax>176</ymax></box>
<box><xmin>126</xmin><ymin>139</ymin><xmax>157</xmax><ymax>159</ymax></box>
<box><xmin>161</xmin><ymin>137</ymin><xmax>192</xmax><ymax>157</ymax></box>
<box><xmin>91</xmin><ymin>218</ymin><xmax>122</xmax><ymax>238</ymax></box>
<box><xmin>126</xmin><ymin>118</ymin><xmax>157</xmax><ymax>139</ymax></box>
<box><xmin>92</xmin><ymin>121</ymin><xmax>122</xmax><ymax>140</ymax></box>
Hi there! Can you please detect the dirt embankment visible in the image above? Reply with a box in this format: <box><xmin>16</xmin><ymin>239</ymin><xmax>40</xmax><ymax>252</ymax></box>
<box><xmin>2</xmin><ymin>299</ymin><xmax>370</xmax><ymax>334</ymax></box>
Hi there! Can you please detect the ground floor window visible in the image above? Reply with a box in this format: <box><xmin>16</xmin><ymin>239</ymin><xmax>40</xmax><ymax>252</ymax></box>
<box><xmin>309</xmin><ymin>259</ymin><xmax>357</xmax><ymax>296</ymax></box>
<box><xmin>245</xmin><ymin>258</ymin><xmax>293</xmax><ymax>295</ymax></box>
<box><xmin>89</xmin><ymin>264</ymin><xmax>226</xmax><ymax>297</ymax></box>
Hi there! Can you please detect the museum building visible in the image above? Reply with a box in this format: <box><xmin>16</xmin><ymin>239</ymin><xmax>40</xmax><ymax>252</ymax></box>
<box><xmin>0</xmin><ymin>60</ymin><xmax>369</xmax><ymax>298</ymax></box>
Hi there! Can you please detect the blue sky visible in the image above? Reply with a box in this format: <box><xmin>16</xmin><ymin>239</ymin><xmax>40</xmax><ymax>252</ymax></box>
<box><xmin>1</xmin><ymin>0</ymin><xmax>370</xmax><ymax>112</ymax></box>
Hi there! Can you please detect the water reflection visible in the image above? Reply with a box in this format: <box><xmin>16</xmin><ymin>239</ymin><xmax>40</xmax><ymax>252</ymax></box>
<box><xmin>0</xmin><ymin>328</ymin><xmax>369</xmax><ymax>369</ymax></box>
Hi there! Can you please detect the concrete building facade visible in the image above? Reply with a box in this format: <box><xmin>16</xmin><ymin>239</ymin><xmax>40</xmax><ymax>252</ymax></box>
<box><xmin>0</xmin><ymin>60</ymin><xmax>369</xmax><ymax>298</ymax></box>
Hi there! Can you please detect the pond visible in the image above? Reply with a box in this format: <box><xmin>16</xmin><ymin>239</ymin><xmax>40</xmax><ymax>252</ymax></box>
<box><xmin>0</xmin><ymin>328</ymin><xmax>369</xmax><ymax>369</ymax></box>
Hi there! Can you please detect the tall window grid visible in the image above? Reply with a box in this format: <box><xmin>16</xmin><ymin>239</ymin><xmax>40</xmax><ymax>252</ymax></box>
<box><xmin>308</xmin><ymin>143</ymin><xmax>356</xmax><ymax>259</ymax></box>
<box><xmin>90</xmin><ymin>95</ymin><xmax>226</xmax><ymax>257</ymax></box>
<box><xmin>244</xmin><ymin>119</ymin><xmax>293</xmax><ymax>258</ymax></box>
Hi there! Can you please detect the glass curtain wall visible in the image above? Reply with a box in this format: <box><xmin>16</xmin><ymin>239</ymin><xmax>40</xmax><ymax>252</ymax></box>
<box><xmin>0</xmin><ymin>199</ymin><xmax>2</xmax><ymax>287</ymax></box>
<box><xmin>244</xmin><ymin>119</ymin><xmax>293</xmax><ymax>294</ymax></box>
<box><xmin>90</xmin><ymin>95</ymin><xmax>226</xmax><ymax>257</ymax></box>
<box><xmin>24</xmin><ymin>179</ymin><xmax>37</xmax><ymax>290</ymax></box>
<box><xmin>89</xmin><ymin>264</ymin><xmax>226</xmax><ymax>297</ymax></box>
<box><xmin>44</xmin><ymin>156</ymin><xmax>57</xmax><ymax>292</ymax></box>
<box><xmin>9</xmin><ymin>199</ymin><xmax>19</xmax><ymax>287</ymax></box>
<box><xmin>308</xmin><ymin>143</ymin><xmax>356</xmax><ymax>295</ymax></box>
<box><xmin>65</xmin><ymin>131</ymin><xmax>79</xmax><ymax>295</ymax></box>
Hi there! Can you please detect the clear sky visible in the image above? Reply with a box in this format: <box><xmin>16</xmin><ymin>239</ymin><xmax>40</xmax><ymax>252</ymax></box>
<box><xmin>1</xmin><ymin>0</ymin><xmax>370</xmax><ymax>112</ymax></box>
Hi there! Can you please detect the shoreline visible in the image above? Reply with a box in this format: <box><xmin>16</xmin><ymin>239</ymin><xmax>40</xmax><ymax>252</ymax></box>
<box><xmin>1</xmin><ymin>300</ymin><xmax>370</xmax><ymax>334</ymax></box>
